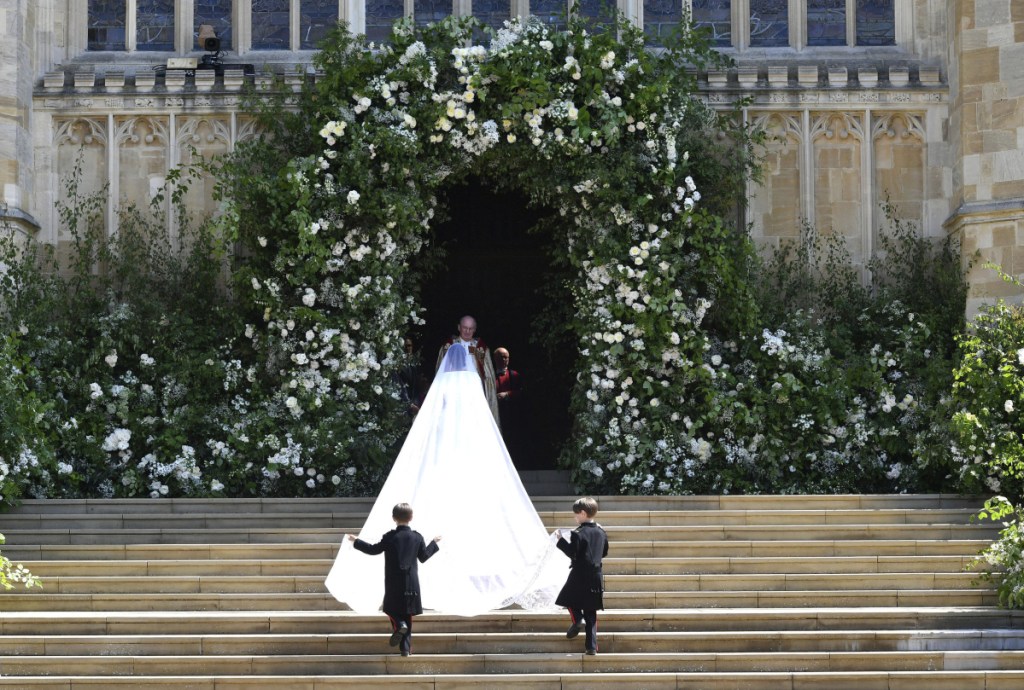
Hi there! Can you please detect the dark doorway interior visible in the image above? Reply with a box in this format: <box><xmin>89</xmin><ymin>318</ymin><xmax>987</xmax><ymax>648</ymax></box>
<box><xmin>414</xmin><ymin>178</ymin><xmax>570</xmax><ymax>470</ymax></box>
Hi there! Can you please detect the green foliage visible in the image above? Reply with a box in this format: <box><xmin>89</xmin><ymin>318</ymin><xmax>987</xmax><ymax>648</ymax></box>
<box><xmin>664</xmin><ymin>210</ymin><xmax>972</xmax><ymax>495</ymax></box>
<box><xmin>951</xmin><ymin>270</ymin><xmax>1024</xmax><ymax>501</ymax></box>
<box><xmin>973</xmin><ymin>496</ymin><xmax>1024</xmax><ymax>608</ymax></box>
<box><xmin>0</xmin><ymin>332</ymin><xmax>53</xmax><ymax>505</ymax></box>
<box><xmin>948</xmin><ymin>269</ymin><xmax>1024</xmax><ymax>609</ymax></box>
<box><xmin>0</xmin><ymin>162</ymin><xmax>257</xmax><ymax>498</ymax></box>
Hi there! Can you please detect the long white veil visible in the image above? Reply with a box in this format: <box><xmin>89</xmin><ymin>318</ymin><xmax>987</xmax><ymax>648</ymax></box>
<box><xmin>325</xmin><ymin>344</ymin><xmax>566</xmax><ymax>616</ymax></box>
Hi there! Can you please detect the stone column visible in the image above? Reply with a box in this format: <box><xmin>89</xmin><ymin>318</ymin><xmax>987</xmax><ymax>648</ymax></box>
<box><xmin>945</xmin><ymin>0</ymin><xmax>1024</xmax><ymax>315</ymax></box>
<box><xmin>0</xmin><ymin>0</ymin><xmax>40</xmax><ymax>241</ymax></box>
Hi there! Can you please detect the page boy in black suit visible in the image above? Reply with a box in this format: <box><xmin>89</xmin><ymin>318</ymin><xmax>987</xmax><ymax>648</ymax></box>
<box><xmin>346</xmin><ymin>502</ymin><xmax>441</xmax><ymax>656</ymax></box>
<box><xmin>555</xmin><ymin>496</ymin><xmax>609</xmax><ymax>655</ymax></box>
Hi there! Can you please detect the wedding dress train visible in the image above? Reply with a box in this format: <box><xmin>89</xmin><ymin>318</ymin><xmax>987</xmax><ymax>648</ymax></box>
<box><xmin>325</xmin><ymin>344</ymin><xmax>566</xmax><ymax>616</ymax></box>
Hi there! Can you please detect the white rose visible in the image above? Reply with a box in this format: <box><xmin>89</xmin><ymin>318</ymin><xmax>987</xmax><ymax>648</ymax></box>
<box><xmin>347</xmin><ymin>190</ymin><xmax>360</xmax><ymax>205</ymax></box>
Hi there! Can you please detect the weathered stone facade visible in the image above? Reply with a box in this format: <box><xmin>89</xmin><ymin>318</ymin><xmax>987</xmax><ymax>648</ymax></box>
<box><xmin>1</xmin><ymin>0</ymin><xmax>1021</xmax><ymax>314</ymax></box>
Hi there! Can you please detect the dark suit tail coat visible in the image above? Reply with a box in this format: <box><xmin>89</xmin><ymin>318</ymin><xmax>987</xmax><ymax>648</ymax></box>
<box><xmin>354</xmin><ymin>524</ymin><xmax>439</xmax><ymax>616</ymax></box>
<box><xmin>554</xmin><ymin>521</ymin><xmax>608</xmax><ymax>610</ymax></box>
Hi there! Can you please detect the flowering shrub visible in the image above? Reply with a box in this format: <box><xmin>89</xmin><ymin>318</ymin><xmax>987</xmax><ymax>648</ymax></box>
<box><xmin>569</xmin><ymin>213</ymin><xmax>970</xmax><ymax>495</ymax></box>
<box><xmin>947</xmin><ymin>271</ymin><xmax>1024</xmax><ymax>608</ymax></box>
<box><xmin>951</xmin><ymin>280</ymin><xmax>1024</xmax><ymax>499</ymax></box>
<box><xmin>974</xmin><ymin>496</ymin><xmax>1024</xmax><ymax>608</ymax></box>
<box><xmin>0</xmin><ymin>533</ymin><xmax>40</xmax><ymax>590</ymax></box>
<box><xmin>0</xmin><ymin>333</ymin><xmax>52</xmax><ymax>503</ymax></box>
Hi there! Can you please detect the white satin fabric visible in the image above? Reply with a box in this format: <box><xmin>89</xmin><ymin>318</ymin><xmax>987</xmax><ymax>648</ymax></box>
<box><xmin>325</xmin><ymin>345</ymin><xmax>566</xmax><ymax>616</ymax></box>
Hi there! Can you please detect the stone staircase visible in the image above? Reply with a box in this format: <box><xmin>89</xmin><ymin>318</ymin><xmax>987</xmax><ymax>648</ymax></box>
<box><xmin>1</xmin><ymin>493</ymin><xmax>1022</xmax><ymax>689</ymax></box>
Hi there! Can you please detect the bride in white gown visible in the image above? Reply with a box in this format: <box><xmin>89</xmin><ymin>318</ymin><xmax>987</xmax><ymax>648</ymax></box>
<box><xmin>325</xmin><ymin>343</ymin><xmax>566</xmax><ymax>616</ymax></box>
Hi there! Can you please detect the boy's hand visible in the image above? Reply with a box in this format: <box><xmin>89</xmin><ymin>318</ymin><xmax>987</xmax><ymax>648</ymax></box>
<box><xmin>345</xmin><ymin>534</ymin><xmax>356</xmax><ymax>542</ymax></box>
<box><xmin>432</xmin><ymin>535</ymin><xmax>442</xmax><ymax>543</ymax></box>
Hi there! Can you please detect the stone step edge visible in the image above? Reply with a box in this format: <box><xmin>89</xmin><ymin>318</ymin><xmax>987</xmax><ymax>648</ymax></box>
<box><xmin>3</xmin><ymin>606</ymin><xmax>1020</xmax><ymax>622</ymax></box>
<box><xmin>0</xmin><ymin>669</ymin><xmax>1022</xmax><ymax>687</ymax></box>
<box><xmin>0</xmin><ymin>508</ymin><xmax>987</xmax><ymax>518</ymax></box>
<box><xmin>16</xmin><ymin>571</ymin><xmax>987</xmax><ymax>582</ymax></box>
<box><xmin>0</xmin><ymin>589</ymin><xmax>999</xmax><ymax>603</ymax></box>
<box><xmin>11</xmin><ymin>493</ymin><xmax>986</xmax><ymax>506</ymax></box>
<box><xmin>2</xmin><ymin>605</ymin><xmax>1012</xmax><ymax>615</ymax></box>
<box><xmin>4</xmin><ymin>649</ymin><xmax>1024</xmax><ymax>671</ymax></box>
<box><xmin>5</xmin><ymin>629</ymin><xmax>1024</xmax><ymax>651</ymax></box>
<box><xmin>0</xmin><ymin>526</ymin><xmax>998</xmax><ymax>541</ymax></box>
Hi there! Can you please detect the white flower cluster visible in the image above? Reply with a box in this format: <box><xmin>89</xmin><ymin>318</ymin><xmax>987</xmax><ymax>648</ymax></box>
<box><xmin>0</xmin><ymin>448</ymin><xmax>41</xmax><ymax>487</ymax></box>
<box><xmin>318</xmin><ymin>119</ymin><xmax>347</xmax><ymax>146</ymax></box>
<box><xmin>101</xmin><ymin>428</ymin><xmax>131</xmax><ymax>454</ymax></box>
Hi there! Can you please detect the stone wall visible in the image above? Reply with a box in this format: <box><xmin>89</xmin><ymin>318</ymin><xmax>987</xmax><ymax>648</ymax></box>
<box><xmin>737</xmin><ymin>65</ymin><xmax>948</xmax><ymax>281</ymax></box>
<box><xmin>1</xmin><ymin>0</ymin><xmax>39</xmax><ymax>238</ymax></box>
<box><xmin>945</xmin><ymin>0</ymin><xmax>1024</xmax><ymax>314</ymax></box>
<box><xmin>34</xmin><ymin>67</ymin><xmax>261</xmax><ymax>246</ymax></box>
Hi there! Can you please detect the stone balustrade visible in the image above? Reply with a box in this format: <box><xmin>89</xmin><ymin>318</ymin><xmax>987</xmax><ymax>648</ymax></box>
<box><xmin>35</xmin><ymin>62</ymin><xmax>947</xmax><ymax>114</ymax></box>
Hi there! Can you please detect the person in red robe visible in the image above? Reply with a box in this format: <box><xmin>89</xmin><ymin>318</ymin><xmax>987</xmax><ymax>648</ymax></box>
<box><xmin>494</xmin><ymin>347</ymin><xmax>525</xmax><ymax>460</ymax></box>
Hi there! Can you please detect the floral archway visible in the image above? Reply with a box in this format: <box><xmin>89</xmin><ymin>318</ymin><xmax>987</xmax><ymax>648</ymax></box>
<box><xmin>220</xmin><ymin>13</ymin><xmax>757</xmax><ymax>496</ymax></box>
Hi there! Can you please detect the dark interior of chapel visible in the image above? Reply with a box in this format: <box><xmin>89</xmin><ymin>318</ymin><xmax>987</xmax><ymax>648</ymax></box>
<box><xmin>413</xmin><ymin>179</ymin><xmax>573</xmax><ymax>471</ymax></box>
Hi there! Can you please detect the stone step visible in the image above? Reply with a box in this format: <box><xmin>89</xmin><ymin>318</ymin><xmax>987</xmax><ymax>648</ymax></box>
<box><xmin>0</xmin><ymin>539</ymin><xmax>992</xmax><ymax>562</ymax></box>
<box><xmin>0</xmin><ymin>507</ymin><xmax>988</xmax><ymax>529</ymax></box>
<box><xmin>6</xmin><ymin>629</ymin><xmax>1024</xmax><ymax>656</ymax></box>
<box><xmin>4</xmin><ymin>608</ymin><xmax>1021</xmax><ymax>635</ymax></box>
<box><xmin>610</xmin><ymin>539</ymin><xmax>991</xmax><ymax>558</ymax></box>
<box><xmin>7</xmin><ymin>571</ymin><xmax>986</xmax><ymax>595</ymax></box>
<box><xmin>1</xmin><ymin>671</ymin><xmax>1023</xmax><ymax>689</ymax></box>
<box><xmin>8</xmin><ymin>494</ymin><xmax>988</xmax><ymax>515</ymax></box>
<box><xmin>4</xmin><ymin>649</ymin><xmax>1024</xmax><ymax>675</ymax></box>
<box><xmin>0</xmin><ymin>588</ymin><xmax>998</xmax><ymax>612</ymax></box>
<box><xmin>0</xmin><ymin>494</ymin><xmax>1007</xmax><ymax>688</ymax></box>
<box><xmin>0</xmin><ymin>523</ymin><xmax>998</xmax><ymax>546</ymax></box>
<box><xmin>15</xmin><ymin>553</ymin><xmax>982</xmax><ymax>578</ymax></box>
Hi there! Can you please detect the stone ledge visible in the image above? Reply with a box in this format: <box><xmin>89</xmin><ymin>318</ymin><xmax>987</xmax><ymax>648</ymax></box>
<box><xmin>39</xmin><ymin>61</ymin><xmax>947</xmax><ymax>100</ymax></box>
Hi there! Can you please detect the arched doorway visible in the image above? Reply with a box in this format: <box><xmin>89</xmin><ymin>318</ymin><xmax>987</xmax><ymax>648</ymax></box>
<box><xmin>415</xmin><ymin>178</ymin><xmax>571</xmax><ymax>470</ymax></box>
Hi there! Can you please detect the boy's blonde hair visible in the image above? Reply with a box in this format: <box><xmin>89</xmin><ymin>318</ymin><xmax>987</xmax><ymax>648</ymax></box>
<box><xmin>393</xmin><ymin>503</ymin><xmax>413</xmax><ymax>522</ymax></box>
<box><xmin>573</xmin><ymin>496</ymin><xmax>599</xmax><ymax>518</ymax></box>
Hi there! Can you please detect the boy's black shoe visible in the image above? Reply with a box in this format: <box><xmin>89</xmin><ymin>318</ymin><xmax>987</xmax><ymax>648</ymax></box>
<box><xmin>400</xmin><ymin>650</ymin><xmax>411</xmax><ymax>657</ymax></box>
<box><xmin>389</xmin><ymin>622</ymin><xmax>409</xmax><ymax>647</ymax></box>
<box><xmin>566</xmin><ymin>623</ymin><xmax>581</xmax><ymax>639</ymax></box>
<box><xmin>585</xmin><ymin>648</ymin><xmax>597</xmax><ymax>655</ymax></box>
